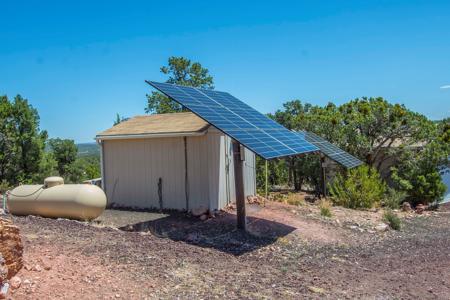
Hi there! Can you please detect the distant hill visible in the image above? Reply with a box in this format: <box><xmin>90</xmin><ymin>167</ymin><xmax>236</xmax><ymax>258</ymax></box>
<box><xmin>77</xmin><ymin>142</ymin><xmax>100</xmax><ymax>157</ymax></box>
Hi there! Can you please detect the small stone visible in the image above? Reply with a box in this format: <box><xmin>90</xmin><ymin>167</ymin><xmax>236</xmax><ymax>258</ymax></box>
<box><xmin>402</xmin><ymin>202</ymin><xmax>412</xmax><ymax>212</ymax></box>
<box><xmin>331</xmin><ymin>256</ymin><xmax>346</xmax><ymax>263</ymax></box>
<box><xmin>186</xmin><ymin>233</ymin><xmax>200</xmax><ymax>242</ymax></box>
<box><xmin>23</xmin><ymin>279</ymin><xmax>31</xmax><ymax>285</ymax></box>
<box><xmin>33</xmin><ymin>264</ymin><xmax>42</xmax><ymax>272</ymax></box>
<box><xmin>0</xmin><ymin>260</ymin><xmax>7</xmax><ymax>285</ymax></box>
<box><xmin>121</xmin><ymin>225</ymin><xmax>134</xmax><ymax>232</ymax></box>
<box><xmin>308</xmin><ymin>286</ymin><xmax>325</xmax><ymax>294</ymax></box>
<box><xmin>39</xmin><ymin>258</ymin><xmax>51</xmax><ymax>271</ymax></box>
<box><xmin>10</xmin><ymin>276</ymin><xmax>21</xmax><ymax>289</ymax></box>
<box><xmin>0</xmin><ymin>283</ymin><xmax>9</xmax><ymax>299</ymax></box>
<box><xmin>415</xmin><ymin>204</ymin><xmax>425</xmax><ymax>214</ymax></box>
<box><xmin>199</xmin><ymin>214</ymin><xmax>208</xmax><ymax>221</ymax></box>
<box><xmin>305</xmin><ymin>195</ymin><xmax>316</xmax><ymax>203</ymax></box>
<box><xmin>191</xmin><ymin>206</ymin><xmax>208</xmax><ymax>217</ymax></box>
<box><xmin>0</xmin><ymin>209</ymin><xmax>4</xmax><ymax>215</ymax></box>
<box><xmin>375</xmin><ymin>223</ymin><xmax>389</xmax><ymax>232</ymax></box>
<box><xmin>115</xmin><ymin>294</ymin><xmax>121</xmax><ymax>298</ymax></box>
<box><xmin>247</xmin><ymin>195</ymin><xmax>264</xmax><ymax>204</ymax></box>
<box><xmin>227</xmin><ymin>203</ymin><xmax>236</xmax><ymax>210</ymax></box>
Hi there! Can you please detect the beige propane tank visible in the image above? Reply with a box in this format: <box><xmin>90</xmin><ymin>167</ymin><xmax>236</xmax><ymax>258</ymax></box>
<box><xmin>7</xmin><ymin>177</ymin><xmax>106</xmax><ymax>221</ymax></box>
<box><xmin>44</xmin><ymin>176</ymin><xmax>65</xmax><ymax>188</ymax></box>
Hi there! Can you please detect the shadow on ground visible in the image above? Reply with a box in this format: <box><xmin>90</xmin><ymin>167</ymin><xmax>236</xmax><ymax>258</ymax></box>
<box><xmin>117</xmin><ymin>211</ymin><xmax>296</xmax><ymax>256</ymax></box>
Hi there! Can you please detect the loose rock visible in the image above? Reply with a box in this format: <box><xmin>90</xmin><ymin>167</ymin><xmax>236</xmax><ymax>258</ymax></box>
<box><xmin>0</xmin><ymin>282</ymin><xmax>9</xmax><ymax>299</ymax></box>
<box><xmin>375</xmin><ymin>223</ymin><xmax>389</xmax><ymax>232</ymax></box>
<box><xmin>402</xmin><ymin>202</ymin><xmax>412</xmax><ymax>212</ymax></box>
<box><xmin>191</xmin><ymin>206</ymin><xmax>208</xmax><ymax>217</ymax></box>
<box><xmin>0</xmin><ymin>255</ymin><xmax>7</xmax><ymax>285</ymax></box>
<box><xmin>247</xmin><ymin>195</ymin><xmax>265</xmax><ymax>205</ymax></box>
<box><xmin>305</xmin><ymin>195</ymin><xmax>316</xmax><ymax>203</ymax></box>
<box><xmin>415</xmin><ymin>204</ymin><xmax>425</xmax><ymax>214</ymax></box>
<box><xmin>33</xmin><ymin>264</ymin><xmax>43</xmax><ymax>272</ymax></box>
<box><xmin>10</xmin><ymin>276</ymin><xmax>21</xmax><ymax>289</ymax></box>
<box><xmin>308</xmin><ymin>286</ymin><xmax>325</xmax><ymax>294</ymax></box>
<box><xmin>42</xmin><ymin>262</ymin><xmax>51</xmax><ymax>271</ymax></box>
<box><xmin>0</xmin><ymin>218</ymin><xmax>23</xmax><ymax>280</ymax></box>
<box><xmin>226</xmin><ymin>203</ymin><xmax>236</xmax><ymax>210</ymax></box>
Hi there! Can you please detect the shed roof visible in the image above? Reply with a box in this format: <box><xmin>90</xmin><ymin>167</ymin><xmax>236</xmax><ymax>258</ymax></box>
<box><xmin>96</xmin><ymin>112</ymin><xmax>210</xmax><ymax>139</ymax></box>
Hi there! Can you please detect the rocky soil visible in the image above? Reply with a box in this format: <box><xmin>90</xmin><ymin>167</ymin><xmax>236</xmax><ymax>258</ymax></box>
<box><xmin>5</xmin><ymin>202</ymin><xmax>450</xmax><ymax>299</ymax></box>
<box><xmin>0</xmin><ymin>217</ymin><xmax>23</xmax><ymax>298</ymax></box>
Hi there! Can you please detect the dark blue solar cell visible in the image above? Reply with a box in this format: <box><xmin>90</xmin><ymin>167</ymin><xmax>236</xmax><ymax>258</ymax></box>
<box><xmin>296</xmin><ymin>131</ymin><xmax>363</xmax><ymax>169</ymax></box>
<box><xmin>147</xmin><ymin>81</ymin><xmax>318</xmax><ymax>160</ymax></box>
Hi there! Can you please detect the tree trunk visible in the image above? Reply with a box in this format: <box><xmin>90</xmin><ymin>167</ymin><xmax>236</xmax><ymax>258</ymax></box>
<box><xmin>288</xmin><ymin>158</ymin><xmax>294</xmax><ymax>187</ymax></box>
<box><xmin>293</xmin><ymin>169</ymin><xmax>301</xmax><ymax>191</ymax></box>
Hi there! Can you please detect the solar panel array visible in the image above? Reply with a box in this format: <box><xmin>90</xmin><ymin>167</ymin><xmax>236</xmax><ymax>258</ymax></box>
<box><xmin>147</xmin><ymin>81</ymin><xmax>318</xmax><ymax>160</ymax></box>
<box><xmin>296</xmin><ymin>131</ymin><xmax>363</xmax><ymax>169</ymax></box>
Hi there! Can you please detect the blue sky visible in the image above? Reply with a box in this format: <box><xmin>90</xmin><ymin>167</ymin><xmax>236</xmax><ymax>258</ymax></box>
<box><xmin>1</xmin><ymin>0</ymin><xmax>449</xmax><ymax>142</ymax></box>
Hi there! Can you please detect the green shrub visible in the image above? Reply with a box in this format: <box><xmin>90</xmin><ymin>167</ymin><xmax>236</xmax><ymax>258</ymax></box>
<box><xmin>319</xmin><ymin>200</ymin><xmax>332</xmax><ymax>218</ymax></box>
<box><xmin>0</xmin><ymin>180</ymin><xmax>12</xmax><ymax>194</ymax></box>
<box><xmin>256</xmin><ymin>156</ymin><xmax>289</xmax><ymax>191</ymax></box>
<box><xmin>383</xmin><ymin>188</ymin><xmax>407</xmax><ymax>209</ymax></box>
<box><xmin>329</xmin><ymin>165</ymin><xmax>386</xmax><ymax>209</ymax></box>
<box><xmin>383</xmin><ymin>210</ymin><xmax>401</xmax><ymax>230</ymax></box>
<box><xmin>320</xmin><ymin>207</ymin><xmax>332</xmax><ymax>218</ymax></box>
<box><xmin>391</xmin><ymin>138</ymin><xmax>449</xmax><ymax>206</ymax></box>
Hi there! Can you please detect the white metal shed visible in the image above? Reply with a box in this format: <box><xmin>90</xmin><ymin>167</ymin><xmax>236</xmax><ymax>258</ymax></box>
<box><xmin>96</xmin><ymin>112</ymin><xmax>256</xmax><ymax>212</ymax></box>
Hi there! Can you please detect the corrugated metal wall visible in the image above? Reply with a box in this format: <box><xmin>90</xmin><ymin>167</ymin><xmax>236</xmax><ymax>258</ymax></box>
<box><xmin>185</xmin><ymin>134</ymin><xmax>209</xmax><ymax>210</ymax></box>
<box><xmin>102</xmin><ymin>129</ymin><xmax>256</xmax><ymax>211</ymax></box>
<box><xmin>103</xmin><ymin>137</ymin><xmax>186</xmax><ymax>210</ymax></box>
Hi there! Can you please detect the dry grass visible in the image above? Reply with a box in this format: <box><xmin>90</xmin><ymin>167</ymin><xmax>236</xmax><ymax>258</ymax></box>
<box><xmin>272</xmin><ymin>192</ymin><xmax>306</xmax><ymax>206</ymax></box>
<box><xmin>319</xmin><ymin>199</ymin><xmax>333</xmax><ymax>218</ymax></box>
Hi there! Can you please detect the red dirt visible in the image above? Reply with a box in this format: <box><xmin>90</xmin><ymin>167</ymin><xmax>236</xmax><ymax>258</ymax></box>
<box><xmin>250</xmin><ymin>201</ymin><xmax>354</xmax><ymax>244</ymax></box>
<box><xmin>6</xmin><ymin>201</ymin><xmax>450</xmax><ymax>299</ymax></box>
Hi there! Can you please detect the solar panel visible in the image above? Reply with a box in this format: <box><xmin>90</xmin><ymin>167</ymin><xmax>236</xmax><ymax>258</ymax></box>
<box><xmin>296</xmin><ymin>131</ymin><xmax>363</xmax><ymax>169</ymax></box>
<box><xmin>146</xmin><ymin>81</ymin><xmax>318</xmax><ymax>159</ymax></box>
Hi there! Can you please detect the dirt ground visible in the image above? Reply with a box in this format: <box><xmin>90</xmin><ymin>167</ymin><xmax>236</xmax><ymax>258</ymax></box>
<box><xmin>5</xmin><ymin>200</ymin><xmax>450</xmax><ymax>299</ymax></box>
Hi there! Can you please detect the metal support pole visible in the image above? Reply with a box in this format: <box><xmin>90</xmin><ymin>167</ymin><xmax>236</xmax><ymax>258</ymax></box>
<box><xmin>2</xmin><ymin>193</ymin><xmax>6</xmax><ymax>212</ymax></box>
<box><xmin>265</xmin><ymin>159</ymin><xmax>268</xmax><ymax>205</ymax></box>
<box><xmin>320</xmin><ymin>155</ymin><xmax>327</xmax><ymax>197</ymax></box>
<box><xmin>232</xmin><ymin>140</ymin><xmax>246</xmax><ymax>230</ymax></box>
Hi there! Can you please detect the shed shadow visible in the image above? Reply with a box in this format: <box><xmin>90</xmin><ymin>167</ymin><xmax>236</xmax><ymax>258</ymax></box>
<box><xmin>118</xmin><ymin>211</ymin><xmax>296</xmax><ymax>256</ymax></box>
